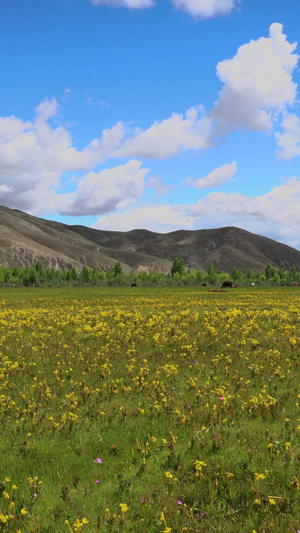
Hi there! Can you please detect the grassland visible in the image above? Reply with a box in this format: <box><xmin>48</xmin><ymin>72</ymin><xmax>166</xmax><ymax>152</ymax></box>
<box><xmin>0</xmin><ymin>286</ymin><xmax>299</xmax><ymax>532</ymax></box>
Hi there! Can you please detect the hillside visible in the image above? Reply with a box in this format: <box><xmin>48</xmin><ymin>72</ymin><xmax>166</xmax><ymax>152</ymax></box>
<box><xmin>1</xmin><ymin>205</ymin><xmax>300</xmax><ymax>274</ymax></box>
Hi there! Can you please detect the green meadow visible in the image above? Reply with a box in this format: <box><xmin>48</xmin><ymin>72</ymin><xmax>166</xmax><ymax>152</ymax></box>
<box><xmin>0</xmin><ymin>286</ymin><xmax>299</xmax><ymax>532</ymax></box>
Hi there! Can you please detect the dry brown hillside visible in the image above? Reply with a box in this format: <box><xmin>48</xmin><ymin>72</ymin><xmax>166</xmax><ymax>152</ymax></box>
<box><xmin>1</xmin><ymin>205</ymin><xmax>300</xmax><ymax>274</ymax></box>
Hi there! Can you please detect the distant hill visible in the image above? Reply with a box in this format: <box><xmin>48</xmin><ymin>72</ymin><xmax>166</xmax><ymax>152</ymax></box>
<box><xmin>0</xmin><ymin>205</ymin><xmax>300</xmax><ymax>274</ymax></box>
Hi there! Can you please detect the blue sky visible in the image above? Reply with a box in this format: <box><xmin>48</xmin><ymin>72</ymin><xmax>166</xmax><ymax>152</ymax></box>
<box><xmin>1</xmin><ymin>0</ymin><xmax>300</xmax><ymax>247</ymax></box>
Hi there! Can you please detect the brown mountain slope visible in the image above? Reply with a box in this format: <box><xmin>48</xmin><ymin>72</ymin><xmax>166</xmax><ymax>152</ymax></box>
<box><xmin>0</xmin><ymin>206</ymin><xmax>125</xmax><ymax>271</ymax></box>
<box><xmin>68</xmin><ymin>224</ymin><xmax>300</xmax><ymax>273</ymax></box>
<box><xmin>0</xmin><ymin>205</ymin><xmax>300</xmax><ymax>273</ymax></box>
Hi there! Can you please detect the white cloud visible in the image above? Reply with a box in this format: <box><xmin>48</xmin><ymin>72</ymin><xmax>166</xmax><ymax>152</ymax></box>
<box><xmin>116</xmin><ymin>106</ymin><xmax>212</xmax><ymax>159</ymax></box>
<box><xmin>107</xmin><ymin>24</ymin><xmax>299</xmax><ymax>160</ymax></box>
<box><xmin>0</xmin><ymin>24</ymin><xmax>299</xmax><ymax>225</ymax></box>
<box><xmin>36</xmin><ymin>98</ymin><xmax>59</xmax><ymax>121</ymax></box>
<box><xmin>147</xmin><ymin>176</ymin><xmax>172</xmax><ymax>197</ymax></box>
<box><xmin>0</xmin><ymin>99</ymin><xmax>128</xmax><ymax>213</ymax></box>
<box><xmin>0</xmin><ymin>116</ymin><xmax>32</xmax><ymax>142</ymax></box>
<box><xmin>57</xmin><ymin>160</ymin><xmax>149</xmax><ymax>216</ymax></box>
<box><xmin>211</xmin><ymin>23</ymin><xmax>298</xmax><ymax>135</ymax></box>
<box><xmin>92</xmin><ymin>178</ymin><xmax>300</xmax><ymax>248</ymax></box>
<box><xmin>90</xmin><ymin>0</ymin><xmax>154</xmax><ymax>8</ymax></box>
<box><xmin>92</xmin><ymin>204</ymin><xmax>194</xmax><ymax>232</ymax></box>
<box><xmin>187</xmin><ymin>177</ymin><xmax>300</xmax><ymax>246</ymax></box>
<box><xmin>276</xmin><ymin>113</ymin><xmax>300</xmax><ymax>159</ymax></box>
<box><xmin>90</xmin><ymin>0</ymin><xmax>240</xmax><ymax>16</ymax></box>
<box><xmin>187</xmin><ymin>161</ymin><xmax>237</xmax><ymax>188</ymax></box>
<box><xmin>188</xmin><ymin>178</ymin><xmax>300</xmax><ymax>223</ymax></box>
<box><xmin>171</xmin><ymin>0</ymin><xmax>239</xmax><ymax>19</ymax></box>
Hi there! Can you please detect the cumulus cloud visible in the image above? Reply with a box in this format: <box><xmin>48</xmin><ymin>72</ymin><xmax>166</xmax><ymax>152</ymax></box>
<box><xmin>116</xmin><ymin>106</ymin><xmax>212</xmax><ymax>159</ymax></box>
<box><xmin>108</xmin><ymin>24</ymin><xmax>299</xmax><ymax>160</ymax></box>
<box><xmin>92</xmin><ymin>178</ymin><xmax>300</xmax><ymax>248</ymax></box>
<box><xmin>211</xmin><ymin>23</ymin><xmax>298</xmax><ymax>136</ymax></box>
<box><xmin>171</xmin><ymin>0</ymin><xmax>239</xmax><ymax>19</ymax></box>
<box><xmin>0</xmin><ymin>23</ymin><xmax>299</xmax><ymax>226</ymax></box>
<box><xmin>276</xmin><ymin>113</ymin><xmax>300</xmax><ymax>159</ymax></box>
<box><xmin>57</xmin><ymin>160</ymin><xmax>149</xmax><ymax>216</ymax></box>
<box><xmin>90</xmin><ymin>0</ymin><xmax>154</xmax><ymax>8</ymax></box>
<box><xmin>187</xmin><ymin>161</ymin><xmax>237</xmax><ymax>188</ymax></box>
<box><xmin>188</xmin><ymin>177</ymin><xmax>300</xmax><ymax>246</ymax></box>
<box><xmin>0</xmin><ymin>116</ymin><xmax>32</xmax><ymax>142</ymax></box>
<box><xmin>187</xmin><ymin>178</ymin><xmax>300</xmax><ymax>223</ymax></box>
<box><xmin>92</xmin><ymin>204</ymin><xmax>194</xmax><ymax>232</ymax></box>
<box><xmin>147</xmin><ymin>176</ymin><xmax>172</xmax><ymax>197</ymax></box>
<box><xmin>0</xmin><ymin>99</ymin><xmax>128</xmax><ymax>213</ymax></box>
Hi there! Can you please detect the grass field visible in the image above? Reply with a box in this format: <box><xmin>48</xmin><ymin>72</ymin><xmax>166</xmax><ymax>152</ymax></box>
<box><xmin>0</xmin><ymin>286</ymin><xmax>299</xmax><ymax>532</ymax></box>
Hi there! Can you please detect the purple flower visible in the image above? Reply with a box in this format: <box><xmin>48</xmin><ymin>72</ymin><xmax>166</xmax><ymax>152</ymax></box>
<box><xmin>177</xmin><ymin>500</ymin><xmax>182</xmax><ymax>505</ymax></box>
<box><xmin>95</xmin><ymin>480</ymin><xmax>100</xmax><ymax>483</ymax></box>
<box><xmin>218</xmin><ymin>396</ymin><xmax>223</xmax><ymax>401</ymax></box>
<box><xmin>94</xmin><ymin>458</ymin><xmax>102</xmax><ymax>463</ymax></box>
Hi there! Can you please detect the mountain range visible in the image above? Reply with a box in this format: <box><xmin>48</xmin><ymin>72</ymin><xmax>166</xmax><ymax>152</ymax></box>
<box><xmin>0</xmin><ymin>205</ymin><xmax>300</xmax><ymax>274</ymax></box>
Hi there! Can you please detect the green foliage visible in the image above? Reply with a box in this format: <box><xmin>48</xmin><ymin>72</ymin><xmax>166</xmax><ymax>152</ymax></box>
<box><xmin>113</xmin><ymin>260</ymin><xmax>123</xmax><ymax>277</ymax></box>
<box><xmin>232</xmin><ymin>267</ymin><xmax>243</xmax><ymax>281</ymax></box>
<box><xmin>107</xmin><ymin>261</ymin><xmax>123</xmax><ymax>279</ymax></box>
<box><xmin>80</xmin><ymin>265</ymin><xmax>91</xmax><ymax>283</ymax></box>
<box><xmin>0</xmin><ymin>287</ymin><xmax>299</xmax><ymax>531</ymax></box>
<box><xmin>0</xmin><ymin>260</ymin><xmax>299</xmax><ymax>289</ymax></box>
<box><xmin>171</xmin><ymin>257</ymin><xmax>185</xmax><ymax>277</ymax></box>
<box><xmin>265</xmin><ymin>263</ymin><xmax>276</xmax><ymax>279</ymax></box>
<box><xmin>206</xmin><ymin>263</ymin><xmax>218</xmax><ymax>284</ymax></box>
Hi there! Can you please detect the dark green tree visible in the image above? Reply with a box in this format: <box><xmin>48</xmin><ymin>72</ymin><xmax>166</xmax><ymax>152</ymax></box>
<box><xmin>232</xmin><ymin>267</ymin><xmax>243</xmax><ymax>281</ymax></box>
<box><xmin>289</xmin><ymin>265</ymin><xmax>297</xmax><ymax>280</ymax></box>
<box><xmin>70</xmin><ymin>267</ymin><xmax>79</xmax><ymax>281</ymax></box>
<box><xmin>246</xmin><ymin>268</ymin><xmax>254</xmax><ymax>280</ymax></box>
<box><xmin>265</xmin><ymin>263</ymin><xmax>276</xmax><ymax>280</ymax></box>
<box><xmin>112</xmin><ymin>261</ymin><xmax>123</xmax><ymax>277</ymax></box>
<box><xmin>34</xmin><ymin>261</ymin><xmax>43</xmax><ymax>275</ymax></box>
<box><xmin>171</xmin><ymin>257</ymin><xmax>185</xmax><ymax>277</ymax></box>
<box><xmin>278</xmin><ymin>262</ymin><xmax>286</xmax><ymax>279</ymax></box>
<box><xmin>80</xmin><ymin>266</ymin><xmax>91</xmax><ymax>283</ymax></box>
<box><xmin>207</xmin><ymin>263</ymin><xmax>218</xmax><ymax>285</ymax></box>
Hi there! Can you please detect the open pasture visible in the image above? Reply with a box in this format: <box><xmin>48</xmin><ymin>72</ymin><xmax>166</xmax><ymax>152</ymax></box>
<box><xmin>0</xmin><ymin>286</ymin><xmax>299</xmax><ymax>532</ymax></box>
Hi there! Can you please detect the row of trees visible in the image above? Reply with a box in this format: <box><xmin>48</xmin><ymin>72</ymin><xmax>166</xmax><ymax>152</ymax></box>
<box><xmin>170</xmin><ymin>259</ymin><xmax>300</xmax><ymax>285</ymax></box>
<box><xmin>0</xmin><ymin>259</ymin><xmax>299</xmax><ymax>288</ymax></box>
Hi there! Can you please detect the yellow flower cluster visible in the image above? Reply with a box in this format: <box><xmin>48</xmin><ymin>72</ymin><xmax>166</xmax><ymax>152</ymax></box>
<box><xmin>0</xmin><ymin>287</ymin><xmax>299</xmax><ymax>531</ymax></box>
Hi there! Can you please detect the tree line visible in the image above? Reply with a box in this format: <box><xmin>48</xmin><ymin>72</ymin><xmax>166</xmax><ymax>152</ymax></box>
<box><xmin>0</xmin><ymin>259</ymin><xmax>299</xmax><ymax>288</ymax></box>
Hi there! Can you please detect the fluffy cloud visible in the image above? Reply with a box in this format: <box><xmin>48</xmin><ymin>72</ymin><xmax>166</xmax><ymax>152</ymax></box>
<box><xmin>90</xmin><ymin>0</ymin><xmax>154</xmax><ymax>8</ymax></box>
<box><xmin>0</xmin><ymin>116</ymin><xmax>32</xmax><ymax>142</ymax></box>
<box><xmin>0</xmin><ymin>24</ymin><xmax>299</xmax><ymax>225</ymax></box>
<box><xmin>147</xmin><ymin>176</ymin><xmax>172</xmax><ymax>197</ymax></box>
<box><xmin>92</xmin><ymin>204</ymin><xmax>194</xmax><ymax>232</ymax></box>
<box><xmin>110</xmin><ymin>24</ymin><xmax>299</xmax><ymax>160</ymax></box>
<box><xmin>92</xmin><ymin>178</ymin><xmax>300</xmax><ymax>248</ymax></box>
<box><xmin>188</xmin><ymin>178</ymin><xmax>300</xmax><ymax>247</ymax></box>
<box><xmin>116</xmin><ymin>106</ymin><xmax>212</xmax><ymax>159</ymax></box>
<box><xmin>211</xmin><ymin>23</ymin><xmax>298</xmax><ymax>135</ymax></box>
<box><xmin>171</xmin><ymin>0</ymin><xmax>239</xmax><ymax>19</ymax></box>
<box><xmin>57</xmin><ymin>160</ymin><xmax>149</xmax><ymax>216</ymax></box>
<box><xmin>276</xmin><ymin>113</ymin><xmax>300</xmax><ymax>159</ymax></box>
<box><xmin>187</xmin><ymin>161</ymin><xmax>237</xmax><ymax>188</ymax></box>
<box><xmin>0</xmin><ymin>99</ymin><xmax>128</xmax><ymax>213</ymax></box>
